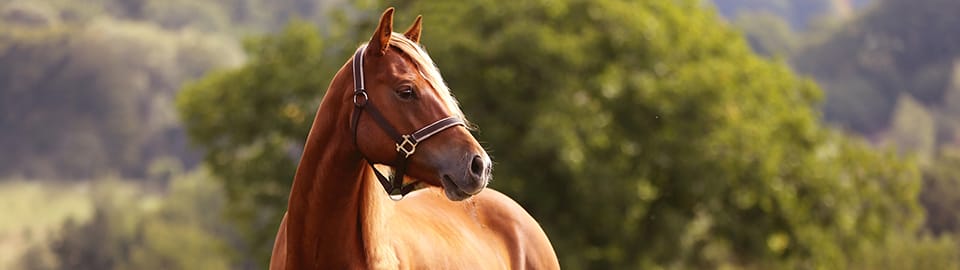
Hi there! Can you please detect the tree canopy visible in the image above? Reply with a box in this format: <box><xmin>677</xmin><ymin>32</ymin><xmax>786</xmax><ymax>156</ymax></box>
<box><xmin>793</xmin><ymin>0</ymin><xmax>960</xmax><ymax>136</ymax></box>
<box><xmin>0</xmin><ymin>0</ymin><xmax>356</xmax><ymax>179</ymax></box>
<box><xmin>0</xmin><ymin>2</ymin><xmax>244</xmax><ymax>179</ymax></box>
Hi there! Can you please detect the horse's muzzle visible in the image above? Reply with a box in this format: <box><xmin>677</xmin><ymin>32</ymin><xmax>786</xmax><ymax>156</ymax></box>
<box><xmin>441</xmin><ymin>153</ymin><xmax>491</xmax><ymax>201</ymax></box>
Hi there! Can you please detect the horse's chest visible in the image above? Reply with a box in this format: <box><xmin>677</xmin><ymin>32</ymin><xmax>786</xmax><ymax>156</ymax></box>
<box><xmin>390</xmin><ymin>228</ymin><xmax>509</xmax><ymax>269</ymax></box>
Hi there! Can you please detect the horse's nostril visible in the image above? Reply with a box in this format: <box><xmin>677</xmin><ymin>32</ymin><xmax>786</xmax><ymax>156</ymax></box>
<box><xmin>470</xmin><ymin>155</ymin><xmax>484</xmax><ymax>177</ymax></box>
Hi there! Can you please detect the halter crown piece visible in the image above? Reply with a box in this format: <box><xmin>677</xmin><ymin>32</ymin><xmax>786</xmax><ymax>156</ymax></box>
<box><xmin>350</xmin><ymin>45</ymin><xmax>466</xmax><ymax>201</ymax></box>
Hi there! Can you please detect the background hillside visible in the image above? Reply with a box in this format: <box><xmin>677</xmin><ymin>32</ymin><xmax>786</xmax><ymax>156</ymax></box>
<box><xmin>2</xmin><ymin>0</ymin><xmax>959</xmax><ymax>269</ymax></box>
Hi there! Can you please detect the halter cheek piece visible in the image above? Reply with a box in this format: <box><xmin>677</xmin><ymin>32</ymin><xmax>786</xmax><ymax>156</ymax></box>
<box><xmin>351</xmin><ymin>45</ymin><xmax>465</xmax><ymax>200</ymax></box>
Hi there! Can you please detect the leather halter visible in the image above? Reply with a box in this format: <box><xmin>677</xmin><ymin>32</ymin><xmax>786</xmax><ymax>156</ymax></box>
<box><xmin>350</xmin><ymin>45</ymin><xmax>465</xmax><ymax>200</ymax></box>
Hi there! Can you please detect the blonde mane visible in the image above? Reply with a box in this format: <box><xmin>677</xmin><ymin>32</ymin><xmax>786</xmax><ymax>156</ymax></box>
<box><xmin>361</xmin><ymin>33</ymin><xmax>468</xmax><ymax>124</ymax></box>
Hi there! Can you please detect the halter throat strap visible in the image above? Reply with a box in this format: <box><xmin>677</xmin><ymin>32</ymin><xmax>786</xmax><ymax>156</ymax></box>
<box><xmin>350</xmin><ymin>45</ymin><xmax>465</xmax><ymax>200</ymax></box>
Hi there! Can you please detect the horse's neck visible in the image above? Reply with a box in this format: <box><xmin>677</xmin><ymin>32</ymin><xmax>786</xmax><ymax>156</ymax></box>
<box><xmin>284</xmin><ymin>87</ymin><xmax>397</xmax><ymax>268</ymax></box>
<box><xmin>358</xmin><ymin>167</ymin><xmax>399</xmax><ymax>269</ymax></box>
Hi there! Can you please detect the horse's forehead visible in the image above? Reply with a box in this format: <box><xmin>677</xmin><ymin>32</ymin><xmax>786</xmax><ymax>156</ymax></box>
<box><xmin>376</xmin><ymin>50</ymin><xmax>434</xmax><ymax>89</ymax></box>
<box><xmin>379</xmin><ymin>51</ymin><xmax>416</xmax><ymax>77</ymax></box>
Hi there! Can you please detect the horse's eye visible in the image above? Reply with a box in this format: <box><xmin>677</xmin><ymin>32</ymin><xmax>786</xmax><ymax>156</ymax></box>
<box><xmin>396</xmin><ymin>87</ymin><xmax>417</xmax><ymax>100</ymax></box>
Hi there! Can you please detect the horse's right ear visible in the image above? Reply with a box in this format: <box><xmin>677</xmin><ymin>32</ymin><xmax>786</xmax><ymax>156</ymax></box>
<box><xmin>368</xmin><ymin>7</ymin><xmax>395</xmax><ymax>56</ymax></box>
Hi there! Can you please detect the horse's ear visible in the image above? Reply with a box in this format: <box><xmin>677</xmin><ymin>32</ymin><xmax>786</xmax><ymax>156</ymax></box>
<box><xmin>368</xmin><ymin>7</ymin><xmax>394</xmax><ymax>55</ymax></box>
<box><xmin>403</xmin><ymin>15</ymin><xmax>422</xmax><ymax>43</ymax></box>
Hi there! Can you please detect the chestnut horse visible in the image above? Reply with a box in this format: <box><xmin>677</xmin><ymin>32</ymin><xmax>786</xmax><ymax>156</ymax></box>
<box><xmin>269</xmin><ymin>8</ymin><xmax>560</xmax><ymax>270</ymax></box>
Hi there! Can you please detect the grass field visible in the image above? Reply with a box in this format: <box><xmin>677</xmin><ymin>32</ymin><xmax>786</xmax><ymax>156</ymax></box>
<box><xmin>0</xmin><ymin>179</ymin><xmax>93</xmax><ymax>269</ymax></box>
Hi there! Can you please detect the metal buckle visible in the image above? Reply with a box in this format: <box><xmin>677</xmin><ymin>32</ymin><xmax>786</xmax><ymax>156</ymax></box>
<box><xmin>353</xmin><ymin>90</ymin><xmax>368</xmax><ymax>107</ymax></box>
<box><xmin>396</xmin><ymin>135</ymin><xmax>417</xmax><ymax>158</ymax></box>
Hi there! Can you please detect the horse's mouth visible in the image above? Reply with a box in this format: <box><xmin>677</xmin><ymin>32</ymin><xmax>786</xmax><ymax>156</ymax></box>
<box><xmin>441</xmin><ymin>175</ymin><xmax>474</xmax><ymax>201</ymax></box>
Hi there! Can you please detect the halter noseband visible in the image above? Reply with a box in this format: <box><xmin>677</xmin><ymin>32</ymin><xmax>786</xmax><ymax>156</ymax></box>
<box><xmin>350</xmin><ymin>45</ymin><xmax>465</xmax><ymax>200</ymax></box>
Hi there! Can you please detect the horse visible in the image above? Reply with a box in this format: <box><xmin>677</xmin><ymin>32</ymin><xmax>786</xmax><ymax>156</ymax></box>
<box><xmin>269</xmin><ymin>7</ymin><xmax>560</xmax><ymax>269</ymax></box>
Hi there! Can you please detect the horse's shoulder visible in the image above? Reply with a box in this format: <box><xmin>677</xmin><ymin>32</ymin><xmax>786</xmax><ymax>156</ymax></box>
<box><xmin>399</xmin><ymin>187</ymin><xmax>560</xmax><ymax>269</ymax></box>
<box><xmin>472</xmin><ymin>188</ymin><xmax>535</xmax><ymax>222</ymax></box>
<box><xmin>473</xmin><ymin>188</ymin><xmax>561</xmax><ymax>270</ymax></box>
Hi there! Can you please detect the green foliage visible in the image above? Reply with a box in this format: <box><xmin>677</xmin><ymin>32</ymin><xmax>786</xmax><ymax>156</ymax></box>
<box><xmin>48</xmin><ymin>178</ymin><xmax>147</xmax><ymax>270</ymax></box>
<box><xmin>775</xmin><ymin>2</ymin><xmax>960</xmax><ymax>250</ymax></box>
<box><xmin>178</xmin><ymin>0</ymin><xmax>926</xmax><ymax>269</ymax></box>
<box><xmin>733</xmin><ymin>11</ymin><xmax>798</xmax><ymax>57</ymax></box>
<box><xmin>0</xmin><ymin>0</ymin><xmax>350</xmax><ymax>180</ymax></box>
<box><xmin>850</xmin><ymin>233</ymin><xmax>960</xmax><ymax>270</ymax></box>
<box><xmin>176</xmin><ymin>20</ymin><xmax>355</xmax><ymax>266</ymax></box>
<box><xmin>123</xmin><ymin>169</ymin><xmax>232</xmax><ymax>270</ymax></box>
<box><xmin>942</xmin><ymin>65</ymin><xmax>960</xmax><ymax>141</ymax></box>
<box><xmin>140</xmin><ymin>0</ymin><xmax>229</xmax><ymax>31</ymax></box>
<box><xmin>412</xmin><ymin>0</ymin><xmax>920</xmax><ymax>268</ymax></box>
<box><xmin>886</xmin><ymin>94</ymin><xmax>936</xmax><ymax>163</ymax></box>
<box><xmin>0</xmin><ymin>0</ymin><xmax>341</xmax><ymax>33</ymax></box>
<box><xmin>922</xmin><ymin>149</ymin><xmax>960</xmax><ymax>235</ymax></box>
<box><xmin>0</xmin><ymin>6</ymin><xmax>243</xmax><ymax>179</ymax></box>
<box><xmin>793</xmin><ymin>0</ymin><xmax>960</xmax><ymax>134</ymax></box>
<box><xmin>19</xmin><ymin>169</ymin><xmax>233</xmax><ymax>270</ymax></box>
<box><xmin>0</xmin><ymin>180</ymin><xmax>91</xmax><ymax>269</ymax></box>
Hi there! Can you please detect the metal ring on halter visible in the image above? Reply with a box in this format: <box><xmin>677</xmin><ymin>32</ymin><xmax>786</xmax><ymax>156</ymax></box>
<box><xmin>353</xmin><ymin>90</ymin><xmax>368</xmax><ymax>107</ymax></box>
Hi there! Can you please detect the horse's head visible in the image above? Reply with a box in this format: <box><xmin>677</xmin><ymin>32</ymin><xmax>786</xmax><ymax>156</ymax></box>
<box><xmin>349</xmin><ymin>8</ymin><xmax>491</xmax><ymax>201</ymax></box>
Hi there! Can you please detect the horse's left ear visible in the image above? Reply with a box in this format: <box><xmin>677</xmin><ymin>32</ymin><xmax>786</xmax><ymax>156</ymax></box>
<box><xmin>403</xmin><ymin>15</ymin><xmax>422</xmax><ymax>43</ymax></box>
<box><xmin>369</xmin><ymin>7</ymin><xmax>394</xmax><ymax>55</ymax></box>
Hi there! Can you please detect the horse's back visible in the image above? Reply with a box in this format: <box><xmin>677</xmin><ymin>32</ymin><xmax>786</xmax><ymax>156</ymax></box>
<box><xmin>396</xmin><ymin>187</ymin><xmax>560</xmax><ymax>270</ymax></box>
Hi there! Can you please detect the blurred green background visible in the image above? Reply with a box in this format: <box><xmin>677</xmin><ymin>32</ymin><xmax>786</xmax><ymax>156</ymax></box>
<box><xmin>2</xmin><ymin>0</ymin><xmax>959</xmax><ymax>269</ymax></box>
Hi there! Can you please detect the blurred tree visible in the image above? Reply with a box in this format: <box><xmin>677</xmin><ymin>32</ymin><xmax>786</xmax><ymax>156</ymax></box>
<box><xmin>816</xmin><ymin>77</ymin><xmax>896</xmax><ymax>134</ymax></box>
<box><xmin>921</xmin><ymin>149</ymin><xmax>960</xmax><ymax>236</ymax></box>
<box><xmin>0</xmin><ymin>16</ymin><xmax>242</xmax><ymax>179</ymax></box>
<box><xmin>786</xmin><ymin>4</ymin><xmax>960</xmax><ymax>251</ymax></box>
<box><xmin>941</xmin><ymin>63</ymin><xmax>960</xmax><ymax>142</ymax></box>
<box><xmin>0</xmin><ymin>1</ymin><xmax>61</xmax><ymax>28</ymax></box>
<box><xmin>850</xmin><ymin>232</ymin><xmax>960</xmax><ymax>270</ymax></box>
<box><xmin>179</xmin><ymin>0</ymin><xmax>924</xmax><ymax>269</ymax></box>
<box><xmin>409</xmin><ymin>1</ymin><xmax>920</xmax><ymax>268</ymax></box>
<box><xmin>141</xmin><ymin>0</ymin><xmax>229</xmax><ymax>31</ymax></box>
<box><xmin>733</xmin><ymin>11</ymin><xmax>798</xmax><ymax>56</ymax></box>
<box><xmin>886</xmin><ymin>94</ymin><xmax>935</xmax><ymax>163</ymax></box>
<box><xmin>177</xmin><ymin>20</ymin><xmax>352</xmax><ymax>266</ymax></box>
<box><xmin>123</xmin><ymin>169</ymin><xmax>232</xmax><ymax>270</ymax></box>
<box><xmin>23</xmin><ymin>170</ymin><xmax>233</xmax><ymax>270</ymax></box>
<box><xmin>793</xmin><ymin>0</ymin><xmax>960</xmax><ymax>135</ymax></box>
<box><xmin>48</xmin><ymin>179</ymin><xmax>143</xmax><ymax>270</ymax></box>
<box><xmin>0</xmin><ymin>0</ymin><xmax>373</xmax><ymax>180</ymax></box>
<box><xmin>710</xmin><ymin>0</ymin><xmax>837</xmax><ymax>29</ymax></box>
